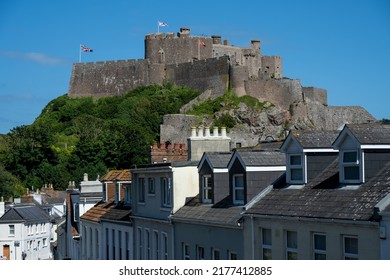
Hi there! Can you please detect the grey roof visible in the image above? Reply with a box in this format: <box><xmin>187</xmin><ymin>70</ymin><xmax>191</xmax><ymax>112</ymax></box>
<box><xmin>202</xmin><ymin>152</ymin><xmax>232</xmax><ymax>168</ymax></box>
<box><xmin>342</xmin><ymin>123</ymin><xmax>390</xmax><ymax>145</ymax></box>
<box><xmin>291</xmin><ymin>130</ymin><xmax>340</xmax><ymax>148</ymax></box>
<box><xmin>234</xmin><ymin>150</ymin><xmax>285</xmax><ymax>166</ymax></box>
<box><xmin>246</xmin><ymin>160</ymin><xmax>390</xmax><ymax>221</ymax></box>
<box><xmin>0</xmin><ymin>204</ymin><xmax>51</xmax><ymax>223</ymax></box>
<box><xmin>172</xmin><ymin>195</ymin><xmax>242</xmax><ymax>227</ymax></box>
<box><xmin>100</xmin><ymin>204</ymin><xmax>132</xmax><ymax>222</ymax></box>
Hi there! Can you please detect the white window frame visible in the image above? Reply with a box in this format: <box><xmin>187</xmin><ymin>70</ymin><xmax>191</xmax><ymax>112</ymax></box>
<box><xmin>161</xmin><ymin>177</ymin><xmax>171</xmax><ymax>208</ymax></box>
<box><xmin>343</xmin><ymin>235</ymin><xmax>358</xmax><ymax>260</ymax></box>
<box><xmin>233</xmin><ymin>174</ymin><xmax>244</xmax><ymax>205</ymax></box>
<box><xmin>138</xmin><ymin>177</ymin><xmax>145</xmax><ymax>203</ymax></box>
<box><xmin>286</xmin><ymin>230</ymin><xmax>298</xmax><ymax>260</ymax></box>
<box><xmin>313</xmin><ymin>233</ymin><xmax>326</xmax><ymax>260</ymax></box>
<box><xmin>228</xmin><ymin>250</ymin><xmax>238</xmax><ymax>260</ymax></box>
<box><xmin>288</xmin><ymin>154</ymin><xmax>304</xmax><ymax>184</ymax></box>
<box><xmin>212</xmin><ymin>248</ymin><xmax>220</xmax><ymax>260</ymax></box>
<box><xmin>261</xmin><ymin>228</ymin><xmax>272</xmax><ymax>260</ymax></box>
<box><xmin>9</xmin><ymin>225</ymin><xmax>15</xmax><ymax>236</ymax></box>
<box><xmin>161</xmin><ymin>232</ymin><xmax>168</xmax><ymax>260</ymax></box>
<box><xmin>341</xmin><ymin>150</ymin><xmax>361</xmax><ymax>183</ymax></box>
<box><xmin>202</xmin><ymin>174</ymin><xmax>213</xmax><ymax>203</ymax></box>
<box><xmin>144</xmin><ymin>229</ymin><xmax>151</xmax><ymax>260</ymax></box>
<box><xmin>148</xmin><ymin>177</ymin><xmax>155</xmax><ymax>195</ymax></box>
<box><xmin>183</xmin><ymin>243</ymin><xmax>190</xmax><ymax>260</ymax></box>
<box><xmin>196</xmin><ymin>245</ymin><xmax>205</xmax><ymax>260</ymax></box>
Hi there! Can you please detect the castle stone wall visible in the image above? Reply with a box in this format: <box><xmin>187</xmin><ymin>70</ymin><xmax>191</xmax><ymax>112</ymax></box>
<box><xmin>159</xmin><ymin>114</ymin><xmax>199</xmax><ymax>145</ymax></box>
<box><xmin>260</xmin><ymin>56</ymin><xmax>282</xmax><ymax>79</ymax></box>
<box><xmin>244</xmin><ymin>78</ymin><xmax>303</xmax><ymax>111</ymax></box>
<box><xmin>165</xmin><ymin>56</ymin><xmax>230</xmax><ymax>95</ymax></box>
<box><xmin>68</xmin><ymin>59</ymin><xmax>155</xmax><ymax>98</ymax></box>
<box><xmin>302</xmin><ymin>87</ymin><xmax>327</xmax><ymax>105</ymax></box>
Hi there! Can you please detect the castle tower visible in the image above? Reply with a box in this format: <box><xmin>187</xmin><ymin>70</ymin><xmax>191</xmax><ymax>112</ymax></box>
<box><xmin>145</xmin><ymin>27</ymin><xmax>213</xmax><ymax>65</ymax></box>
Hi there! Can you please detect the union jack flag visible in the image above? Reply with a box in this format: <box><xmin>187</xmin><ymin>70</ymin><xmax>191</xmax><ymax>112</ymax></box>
<box><xmin>158</xmin><ymin>21</ymin><xmax>168</xmax><ymax>27</ymax></box>
<box><xmin>81</xmin><ymin>45</ymin><xmax>93</xmax><ymax>52</ymax></box>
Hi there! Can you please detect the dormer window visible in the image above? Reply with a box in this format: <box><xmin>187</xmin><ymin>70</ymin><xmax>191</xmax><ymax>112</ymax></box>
<box><xmin>233</xmin><ymin>174</ymin><xmax>244</xmax><ymax>205</ymax></box>
<box><xmin>341</xmin><ymin>150</ymin><xmax>361</xmax><ymax>183</ymax></box>
<box><xmin>201</xmin><ymin>175</ymin><xmax>213</xmax><ymax>203</ymax></box>
<box><xmin>288</xmin><ymin>154</ymin><xmax>304</xmax><ymax>184</ymax></box>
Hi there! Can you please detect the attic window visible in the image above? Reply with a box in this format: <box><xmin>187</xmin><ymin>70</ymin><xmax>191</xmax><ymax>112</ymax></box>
<box><xmin>341</xmin><ymin>151</ymin><xmax>361</xmax><ymax>183</ymax></box>
<box><xmin>202</xmin><ymin>175</ymin><xmax>213</xmax><ymax>203</ymax></box>
<box><xmin>288</xmin><ymin>154</ymin><xmax>304</xmax><ymax>184</ymax></box>
<box><xmin>233</xmin><ymin>174</ymin><xmax>244</xmax><ymax>205</ymax></box>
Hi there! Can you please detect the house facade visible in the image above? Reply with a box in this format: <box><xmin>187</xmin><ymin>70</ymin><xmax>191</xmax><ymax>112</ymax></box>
<box><xmin>0</xmin><ymin>204</ymin><xmax>52</xmax><ymax>260</ymax></box>
<box><xmin>131</xmin><ymin>161</ymin><xmax>199</xmax><ymax>259</ymax></box>
<box><xmin>243</xmin><ymin>123</ymin><xmax>390</xmax><ymax>260</ymax></box>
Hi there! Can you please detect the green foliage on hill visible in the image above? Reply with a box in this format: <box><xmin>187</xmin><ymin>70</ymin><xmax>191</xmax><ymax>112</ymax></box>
<box><xmin>0</xmin><ymin>83</ymin><xmax>200</xmax><ymax>197</ymax></box>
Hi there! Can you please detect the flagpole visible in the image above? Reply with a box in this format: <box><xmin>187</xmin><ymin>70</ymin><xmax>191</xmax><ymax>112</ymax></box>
<box><xmin>157</xmin><ymin>21</ymin><xmax>159</xmax><ymax>33</ymax></box>
<box><xmin>79</xmin><ymin>44</ymin><xmax>81</xmax><ymax>63</ymax></box>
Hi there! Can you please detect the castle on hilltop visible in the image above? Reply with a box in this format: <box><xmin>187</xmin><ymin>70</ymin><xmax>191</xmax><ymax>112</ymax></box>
<box><xmin>68</xmin><ymin>27</ymin><xmax>375</xmax><ymax>148</ymax></box>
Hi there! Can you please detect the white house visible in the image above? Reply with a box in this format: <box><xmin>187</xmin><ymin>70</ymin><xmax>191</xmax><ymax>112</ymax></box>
<box><xmin>0</xmin><ymin>203</ymin><xmax>52</xmax><ymax>260</ymax></box>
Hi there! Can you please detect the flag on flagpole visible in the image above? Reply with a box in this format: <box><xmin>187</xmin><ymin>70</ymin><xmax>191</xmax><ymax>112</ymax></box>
<box><xmin>158</xmin><ymin>21</ymin><xmax>168</xmax><ymax>27</ymax></box>
<box><xmin>199</xmin><ymin>41</ymin><xmax>206</xmax><ymax>47</ymax></box>
<box><xmin>81</xmin><ymin>45</ymin><xmax>93</xmax><ymax>52</ymax></box>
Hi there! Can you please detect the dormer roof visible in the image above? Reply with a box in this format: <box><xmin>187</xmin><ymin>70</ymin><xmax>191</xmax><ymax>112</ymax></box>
<box><xmin>280</xmin><ymin>130</ymin><xmax>339</xmax><ymax>153</ymax></box>
<box><xmin>333</xmin><ymin>123</ymin><xmax>390</xmax><ymax>149</ymax></box>
<box><xmin>227</xmin><ymin>150</ymin><xmax>285</xmax><ymax>171</ymax></box>
<box><xmin>100</xmin><ymin>169</ymin><xmax>132</xmax><ymax>182</ymax></box>
<box><xmin>198</xmin><ymin>152</ymin><xmax>232</xmax><ymax>172</ymax></box>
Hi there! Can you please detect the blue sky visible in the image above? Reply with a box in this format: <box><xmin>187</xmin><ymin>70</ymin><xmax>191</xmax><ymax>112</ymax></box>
<box><xmin>0</xmin><ymin>0</ymin><xmax>389</xmax><ymax>134</ymax></box>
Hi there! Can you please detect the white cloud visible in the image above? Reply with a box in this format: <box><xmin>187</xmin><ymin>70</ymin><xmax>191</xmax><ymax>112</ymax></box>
<box><xmin>1</xmin><ymin>50</ymin><xmax>70</xmax><ymax>65</ymax></box>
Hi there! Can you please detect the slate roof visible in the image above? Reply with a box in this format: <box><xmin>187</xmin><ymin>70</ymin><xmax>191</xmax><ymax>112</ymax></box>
<box><xmin>246</xmin><ymin>160</ymin><xmax>390</xmax><ymax>221</ymax></box>
<box><xmin>340</xmin><ymin>123</ymin><xmax>390</xmax><ymax>145</ymax></box>
<box><xmin>290</xmin><ymin>130</ymin><xmax>340</xmax><ymax>148</ymax></box>
<box><xmin>201</xmin><ymin>152</ymin><xmax>232</xmax><ymax>168</ymax></box>
<box><xmin>0</xmin><ymin>204</ymin><xmax>51</xmax><ymax>223</ymax></box>
<box><xmin>233</xmin><ymin>150</ymin><xmax>285</xmax><ymax>166</ymax></box>
<box><xmin>171</xmin><ymin>195</ymin><xmax>242</xmax><ymax>227</ymax></box>
<box><xmin>100</xmin><ymin>203</ymin><xmax>132</xmax><ymax>222</ymax></box>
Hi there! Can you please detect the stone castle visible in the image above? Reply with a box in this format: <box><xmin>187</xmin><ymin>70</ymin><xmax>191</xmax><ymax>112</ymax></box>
<box><xmin>68</xmin><ymin>27</ymin><xmax>375</xmax><ymax>149</ymax></box>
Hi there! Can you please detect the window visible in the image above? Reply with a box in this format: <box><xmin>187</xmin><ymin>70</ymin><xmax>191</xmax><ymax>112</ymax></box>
<box><xmin>342</xmin><ymin>151</ymin><xmax>361</xmax><ymax>182</ymax></box>
<box><xmin>96</xmin><ymin>229</ymin><xmax>100</xmax><ymax>259</ymax></box>
<box><xmin>233</xmin><ymin>174</ymin><xmax>244</xmax><ymax>205</ymax></box>
<box><xmin>161</xmin><ymin>178</ymin><xmax>171</xmax><ymax>208</ymax></box>
<box><xmin>118</xmin><ymin>231</ymin><xmax>122</xmax><ymax>260</ymax></box>
<box><xmin>153</xmin><ymin>231</ymin><xmax>159</xmax><ymax>260</ymax></box>
<box><xmin>35</xmin><ymin>223</ymin><xmax>39</xmax><ymax>233</ymax></box>
<box><xmin>43</xmin><ymin>238</ymin><xmax>47</xmax><ymax>247</ymax></box>
<box><xmin>343</xmin><ymin>236</ymin><xmax>358</xmax><ymax>260</ymax></box>
<box><xmin>183</xmin><ymin>243</ymin><xmax>190</xmax><ymax>260</ymax></box>
<box><xmin>148</xmin><ymin>178</ymin><xmax>155</xmax><ymax>195</ymax></box>
<box><xmin>228</xmin><ymin>251</ymin><xmax>238</xmax><ymax>260</ymax></box>
<box><xmin>137</xmin><ymin>227</ymin><xmax>143</xmax><ymax>260</ymax></box>
<box><xmin>212</xmin><ymin>248</ymin><xmax>220</xmax><ymax>260</ymax></box>
<box><xmin>162</xmin><ymin>232</ymin><xmax>168</xmax><ymax>260</ymax></box>
<box><xmin>145</xmin><ymin>229</ymin><xmax>151</xmax><ymax>260</ymax></box>
<box><xmin>196</xmin><ymin>245</ymin><xmax>205</xmax><ymax>260</ymax></box>
<box><xmin>262</xmin><ymin>228</ymin><xmax>272</xmax><ymax>260</ymax></box>
<box><xmin>112</xmin><ymin>229</ymin><xmax>116</xmax><ymax>260</ymax></box>
<box><xmin>125</xmin><ymin>185</ymin><xmax>132</xmax><ymax>206</ymax></box>
<box><xmin>313</xmin><ymin>233</ymin><xmax>326</xmax><ymax>260</ymax></box>
<box><xmin>9</xmin><ymin>225</ymin><xmax>15</xmax><ymax>236</ymax></box>
<box><xmin>202</xmin><ymin>175</ymin><xmax>213</xmax><ymax>203</ymax></box>
<box><xmin>286</xmin><ymin>230</ymin><xmax>298</xmax><ymax>260</ymax></box>
<box><xmin>138</xmin><ymin>178</ymin><xmax>145</xmax><ymax>203</ymax></box>
<box><xmin>288</xmin><ymin>154</ymin><xmax>304</xmax><ymax>183</ymax></box>
<box><xmin>74</xmin><ymin>203</ymin><xmax>80</xmax><ymax>222</ymax></box>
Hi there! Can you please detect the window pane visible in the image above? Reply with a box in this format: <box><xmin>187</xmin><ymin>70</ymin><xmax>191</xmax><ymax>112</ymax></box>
<box><xmin>291</xmin><ymin>168</ymin><xmax>303</xmax><ymax>181</ymax></box>
<box><xmin>287</xmin><ymin>251</ymin><xmax>298</xmax><ymax>260</ymax></box>
<box><xmin>287</xmin><ymin>231</ymin><xmax>297</xmax><ymax>249</ymax></box>
<box><xmin>344</xmin><ymin>166</ymin><xmax>360</xmax><ymax>180</ymax></box>
<box><xmin>263</xmin><ymin>248</ymin><xmax>272</xmax><ymax>260</ymax></box>
<box><xmin>345</xmin><ymin>237</ymin><xmax>358</xmax><ymax>255</ymax></box>
<box><xmin>235</xmin><ymin>189</ymin><xmax>244</xmax><ymax>201</ymax></box>
<box><xmin>290</xmin><ymin>155</ymin><xmax>301</xmax><ymax>165</ymax></box>
<box><xmin>234</xmin><ymin>175</ymin><xmax>244</xmax><ymax>188</ymax></box>
<box><xmin>314</xmin><ymin>234</ymin><xmax>326</xmax><ymax>251</ymax></box>
<box><xmin>262</xmin><ymin>229</ymin><xmax>272</xmax><ymax>246</ymax></box>
<box><xmin>343</xmin><ymin>152</ymin><xmax>357</xmax><ymax>163</ymax></box>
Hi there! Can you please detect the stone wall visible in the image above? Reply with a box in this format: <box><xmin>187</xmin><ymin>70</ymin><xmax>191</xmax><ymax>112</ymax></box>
<box><xmin>68</xmin><ymin>59</ymin><xmax>160</xmax><ymax>98</ymax></box>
